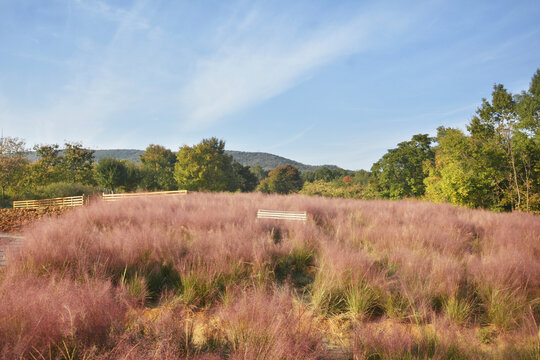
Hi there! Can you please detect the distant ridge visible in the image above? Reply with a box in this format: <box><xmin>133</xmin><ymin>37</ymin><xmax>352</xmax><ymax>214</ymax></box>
<box><xmin>93</xmin><ymin>149</ymin><xmax>142</xmax><ymax>163</ymax></box>
<box><xmin>224</xmin><ymin>150</ymin><xmax>341</xmax><ymax>172</ymax></box>
<box><xmin>28</xmin><ymin>149</ymin><xmax>342</xmax><ymax>172</ymax></box>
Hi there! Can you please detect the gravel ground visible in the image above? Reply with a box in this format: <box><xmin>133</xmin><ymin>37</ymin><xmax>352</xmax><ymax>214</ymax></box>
<box><xmin>0</xmin><ymin>208</ymin><xmax>67</xmax><ymax>233</ymax></box>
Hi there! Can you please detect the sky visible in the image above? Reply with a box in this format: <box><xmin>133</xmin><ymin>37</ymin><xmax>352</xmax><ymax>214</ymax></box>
<box><xmin>1</xmin><ymin>0</ymin><xmax>539</xmax><ymax>170</ymax></box>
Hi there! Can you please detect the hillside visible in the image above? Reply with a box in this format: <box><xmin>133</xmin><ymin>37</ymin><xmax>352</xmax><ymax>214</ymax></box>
<box><xmin>225</xmin><ymin>150</ymin><xmax>340</xmax><ymax>172</ymax></box>
<box><xmin>29</xmin><ymin>149</ymin><xmax>343</xmax><ymax>172</ymax></box>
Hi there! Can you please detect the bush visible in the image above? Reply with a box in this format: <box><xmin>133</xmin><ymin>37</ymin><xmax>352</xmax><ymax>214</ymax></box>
<box><xmin>40</xmin><ymin>182</ymin><xmax>98</xmax><ymax>198</ymax></box>
<box><xmin>300</xmin><ymin>180</ymin><xmax>366</xmax><ymax>199</ymax></box>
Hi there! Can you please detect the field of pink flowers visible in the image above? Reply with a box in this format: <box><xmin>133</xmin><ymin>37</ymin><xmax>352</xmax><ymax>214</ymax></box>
<box><xmin>0</xmin><ymin>192</ymin><xmax>539</xmax><ymax>359</ymax></box>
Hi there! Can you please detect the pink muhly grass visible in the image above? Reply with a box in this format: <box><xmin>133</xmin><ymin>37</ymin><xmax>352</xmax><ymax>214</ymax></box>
<box><xmin>0</xmin><ymin>191</ymin><xmax>537</xmax><ymax>357</ymax></box>
<box><xmin>218</xmin><ymin>288</ymin><xmax>325</xmax><ymax>360</ymax></box>
<box><xmin>0</xmin><ymin>274</ymin><xmax>126</xmax><ymax>359</ymax></box>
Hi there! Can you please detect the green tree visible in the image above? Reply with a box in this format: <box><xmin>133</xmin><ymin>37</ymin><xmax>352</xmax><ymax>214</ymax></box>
<box><xmin>174</xmin><ymin>138</ymin><xmax>237</xmax><ymax>192</ymax></box>
<box><xmin>0</xmin><ymin>136</ymin><xmax>28</xmax><ymax>200</ymax></box>
<box><xmin>122</xmin><ymin>160</ymin><xmax>142</xmax><ymax>192</ymax></box>
<box><xmin>370</xmin><ymin>134</ymin><xmax>434</xmax><ymax>199</ymax></box>
<box><xmin>94</xmin><ymin>157</ymin><xmax>128</xmax><ymax>193</ymax></box>
<box><xmin>468</xmin><ymin>78</ymin><xmax>540</xmax><ymax>211</ymax></box>
<box><xmin>424</xmin><ymin>127</ymin><xmax>498</xmax><ymax>208</ymax></box>
<box><xmin>250</xmin><ymin>165</ymin><xmax>269</xmax><ymax>182</ymax></box>
<box><xmin>30</xmin><ymin>144</ymin><xmax>62</xmax><ymax>186</ymax></box>
<box><xmin>352</xmin><ymin>170</ymin><xmax>371</xmax><ymax>186</ymax></box>
<box><xmin>61</xmin><ymin>142</ymin><xmax>95</xmax><ymax>185</ymax></box>
<box><xmin>232</xmin><ymin>162</ymin><xmax>258</xmax><ymax>192</ymax></box>
<box><xmin>139</xmin><ymin>144</ymin><xmax>177</xmax><ymax>191</ymax></box>
<box><xmin>515</xmin><ymin>69</ymin><xmax>540</xmax><ymax>211</ymax></box>
<box><xmin>258</xmin><ymin>164</ymin><xmax>303</xmax><ymax>194</ymax></box>
<box><xmin>303</xmin><ymin>167</ymin><xmax>347</xmax><ymax>183</ymax></box>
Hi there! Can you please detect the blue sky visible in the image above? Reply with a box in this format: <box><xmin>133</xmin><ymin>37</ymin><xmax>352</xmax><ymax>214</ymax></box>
<box><xmin>1</xmin><ymin>0</ymin><xmax>539</xmax><ymax>170</ymax></box>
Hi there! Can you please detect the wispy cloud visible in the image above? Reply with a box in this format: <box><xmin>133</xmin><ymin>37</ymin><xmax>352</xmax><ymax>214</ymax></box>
<box><xmin>268</xmin><ymin>125</ymin><xmax>314</xmax><ymax>150</ymax></box>
<box><xmin>178</xmin><ymin>5</ymin><xmax>408</xmax><ymax>129</ymax></box>
<box><xmin>74</xmin><ymin>0</ymin><xmax>149</xmax><ymax>29</ymax></box>
<box><xmin>1</xmin><ymin>0</ymin><xmax>158</xmax><ymax>146</ymax></box>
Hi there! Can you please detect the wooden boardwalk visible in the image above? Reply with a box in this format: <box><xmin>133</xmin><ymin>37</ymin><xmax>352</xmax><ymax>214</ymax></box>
<box><xmin>0</xmin><ymin>233</ymin><xmax>24</xmax><ymax>267</ymax></box>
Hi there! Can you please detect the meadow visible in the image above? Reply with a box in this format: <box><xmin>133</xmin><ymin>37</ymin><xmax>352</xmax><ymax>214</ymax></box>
<box><xmin>0</xmin><ymin>193</ymin><xmax>539</xmax><ymax>359</ymax></box>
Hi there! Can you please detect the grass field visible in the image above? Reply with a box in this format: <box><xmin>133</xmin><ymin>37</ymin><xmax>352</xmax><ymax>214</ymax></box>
<box><xmin>0</xmin><ymin>193</ymin><xmax>539</xmax><ymax>359</ymax></box>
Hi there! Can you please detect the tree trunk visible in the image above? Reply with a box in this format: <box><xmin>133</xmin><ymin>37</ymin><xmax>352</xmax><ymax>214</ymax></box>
<box><xmin>506</xmin><ymin>132</ymin><xmax>520</xmax><ymax>211</ymax></box>
<box><xmin>510</xmin><ymin>148</ymin><xmax>520</xmax><ymax>210</ymax></box>
<box><xmin>524</xmin><ymin>162</ymin><xmax>530</xmax><ymax>212</ymax></box>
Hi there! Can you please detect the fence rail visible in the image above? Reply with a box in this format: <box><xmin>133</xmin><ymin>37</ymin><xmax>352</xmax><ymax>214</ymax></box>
<box><xmin>13</xmin><ymin>195</ymin><xmax>85</xmax><ymax>209</ymax></box>
<box><xmin>102</xmin><ymin>190</ymin><xmax>188</xmax><ymax>202</ymax></box>
<box><xmin>257</xmin><ymin>209</ymin><xmax>307</xmax><ymax>222</ymax></box>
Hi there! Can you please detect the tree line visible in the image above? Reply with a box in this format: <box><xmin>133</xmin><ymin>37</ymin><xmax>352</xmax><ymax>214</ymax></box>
<box><xmin>302</xmin><ymin>69</ymin><xmax>539</xmax><ymax>212</ymax></box>
<box><xmin>0</xmin><ymin>136</ymin><xmax>306</xmax><ymax>206</ymax></box>
<box><xmin>1</xmin><ymin>69</ymin><xmax>538</xmax><ymax>212</ymax></box>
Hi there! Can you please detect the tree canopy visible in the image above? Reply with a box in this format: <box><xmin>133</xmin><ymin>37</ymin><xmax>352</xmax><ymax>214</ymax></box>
<box><xmin>370</xmin><ymin>134</ymin><xmax>434</xmax><ymax>199</ymax></box>
<box><xmin>139</xmin><ymin>144</ymin><xmax>177</xmax><ymax>191</ymax></box>
<box><xmin>61</xmin><ymin>143</ymin><xmax>95</xmax><ymax>185</ymax></box>
<box><xmin>258</xmin><ymin>164</ymin><xmax>303</xmax><ymax>194</ymax></box>
<box><xmin>425</xmin><ymin>71</ymin><xmax>540</xmax><ymax>211</ymax></box>
<box><xmin>94</xmin><ymin>157</ymin><xmax>128</xmax><ymax>193</ymax></box>
<box><xmin>0</xmin><ymin>136</ymin><xmax>28</xmax><ymax>200</ymax></box>
<box><xmin>174</xmin><ymin>138</ymin><xmax>237</xmax><ymax>192</ymax></box>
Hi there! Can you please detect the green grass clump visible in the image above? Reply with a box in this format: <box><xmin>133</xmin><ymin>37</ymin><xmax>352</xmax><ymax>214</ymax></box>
<box><xmin>271</xmin><ymin>245</ymin><xmax>315</xmax><ymax>289</ymax></box>
<box><xmin>483</xmin><ymin>287</ymin><xmax>526</xmax><ymax>330</ymax></box>
<box><xmin>345</xmin><ymin>283</ymin><xmax>383</xmax><ymax>319</ymax></box>
<box><xmin>444</xmin><ymin>296</ymin><xmax>474</xmax><ymax>325</ymax></box>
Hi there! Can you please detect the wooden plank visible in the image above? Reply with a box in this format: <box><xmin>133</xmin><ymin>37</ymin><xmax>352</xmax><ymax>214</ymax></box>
<box><xmin>257</xmin><ymin>209</ymin><xmax>307</xmax><ymax>222</ymax></box>
<box><xmin>102</xmin><ymin>190</ymin><xmax>188</xmax><ymax>202</ymax></box>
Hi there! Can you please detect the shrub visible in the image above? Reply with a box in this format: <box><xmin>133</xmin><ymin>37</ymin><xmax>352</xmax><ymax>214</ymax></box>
<box><xmin>40</xmin><ymin>181</ymin><xmax>97</xmax><ymax>198</ymax></box>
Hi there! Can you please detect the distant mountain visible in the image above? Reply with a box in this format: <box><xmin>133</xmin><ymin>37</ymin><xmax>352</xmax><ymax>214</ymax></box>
<box><xmin>28</xmin><ymin>149</ymin><xmax>342</xmax><ymax>172</ymax></box>
<box><xmin>93</xmin><ymin>149</ymin><xmax>143</xmax><ymax>163</ymax></box>
<box><xmin>26</xmin><ymin>149</ymin><xmax>144</xmax><ymax>163</ymax></box>
<box><xmin>224</xmin><ymin>150</ymin><xmax>341</xmax><ymax>173</ymax></box>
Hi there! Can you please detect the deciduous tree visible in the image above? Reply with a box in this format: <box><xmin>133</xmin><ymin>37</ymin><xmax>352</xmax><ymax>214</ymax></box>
<box><xmin>258</xmin><ymin>164</ymin><xmax>303</xmax><ymax>194</ymax></box>
<box><xmin>94</xmin><ymin>157</ymin><xmax>128</xmax><ymax>193</ymax></box>
<box><xmin>0</xmin><ymin>136</ymin><xmax>28</xmax><ymax>200</ymax></box>
<box><xmin>61</xmin><ymin>142</ymin><xmax>95</xmax><ymax>185</ymax></box>
<box><xmin>139</xmin><ymin>144</ymin><xmax>177</xmax><ymax>191</ymax></box>
<box><xmin>371</xmin><ymin>134</ymin><xmax>434</xmax><ymax>199</ymax></box>
<box><xmin>30</xmin><ymin>144</ymin><xmax>62</xmax><ymax>185</ymax></box>
<box><xmin>232</xmin><ymin>162</ymin><xmax>258</xmax><ymax>192</ymax></box>
<box><xmin>174</xmin><ymin>138</ymin><xmax>237</xmax><ymax>192</ymax></box>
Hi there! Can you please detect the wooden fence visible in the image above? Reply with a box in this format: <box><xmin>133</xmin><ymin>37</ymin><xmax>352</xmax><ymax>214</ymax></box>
<box><xmin>102</xmin><ymin>190</ymin><xmax>188</xmax><ymax>202</ymax></box>
<box><xmin>13</xmin><ymin>195</ymin><xmax>85</xmax><ymax>209</ymax></box>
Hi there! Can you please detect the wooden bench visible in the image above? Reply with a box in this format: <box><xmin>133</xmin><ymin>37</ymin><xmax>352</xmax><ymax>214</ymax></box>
<box><xmin>257</xmin><ymin>209</ymin><xmax>307</xmax><ymax>222</ymax></box>
<box><xmin>13</xmin><ymin>195</ymin><xmax>85</xmax><ymax>209</ymax></box>
<box><xmin>102</xmin><ymin>190</ymin><xmax>188</xmax><ymax>202</ymax></box>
